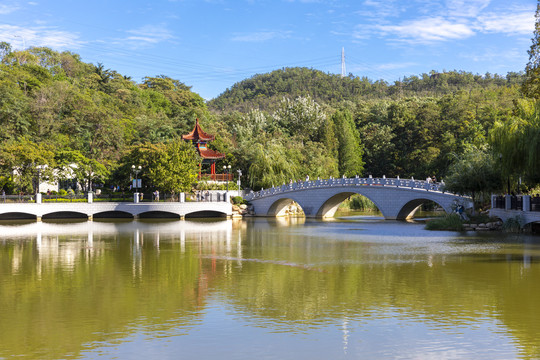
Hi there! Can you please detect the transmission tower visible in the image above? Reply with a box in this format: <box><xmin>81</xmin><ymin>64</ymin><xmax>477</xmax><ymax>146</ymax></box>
<box><xmin>341</xmin><ymin>47</ymin><xmax>346</xmax><ymax>78</ymax></box>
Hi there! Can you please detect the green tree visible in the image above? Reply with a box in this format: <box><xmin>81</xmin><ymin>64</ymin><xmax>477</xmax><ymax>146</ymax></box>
<box><xmin>332</xmin><ymin>109</ymin><xmax>364</xmax><ymax>176</ymax></box>
<box><xmin>55</xmin><ymin>150</ymin><xmax>109</xmax><ymax>191</ymax></box>
<box><xmin>0</xmin><ymin>138</ymin><xmax>55</xmax><ymax>193</ymax></box>
<box><xmin>523</xmin><ymin>0</ymin><xmax>540</xmax><ymax>98</ymax></box>
<box><xmin>150</xmin><ymin>140</ymin><xmax>200</xmax><ymax>193</ymax></box>
<box><xmin>490</xmin><ymin>99</ymin><xmax>540</xmax><ymax>187</ymax></box>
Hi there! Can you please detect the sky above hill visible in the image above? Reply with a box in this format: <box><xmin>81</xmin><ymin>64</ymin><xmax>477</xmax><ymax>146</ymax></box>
<box><xmin>0</xmin><ymin>0</ymin><xmax>536</xmax><ymax>99</ymax></box>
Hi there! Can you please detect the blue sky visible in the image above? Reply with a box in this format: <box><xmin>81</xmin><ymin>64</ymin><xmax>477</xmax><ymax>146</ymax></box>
<box><xmin>0</xmin><ymin>0</ymin><xmax>536</xmax><ymax>99</ymax></box>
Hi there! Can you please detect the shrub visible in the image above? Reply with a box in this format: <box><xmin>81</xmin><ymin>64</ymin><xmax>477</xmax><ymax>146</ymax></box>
<box><xmin>232</xmin><ymin>196</ymin><xmax>246</xmax><ymax>205</ymax></box>
<box><xmin>503</xmin><ymin>215</ymin><xmax>525</xmax><ymax>233</ymax></box>
<box><xmin>58</xmin><ymin>189</ymin><xmax>68</xmax><ymax>196</ymax></box>
<box><xmin>425</xmin><ymin>214</ymin><xmax>464</xmax><ymax>231</ymax></box>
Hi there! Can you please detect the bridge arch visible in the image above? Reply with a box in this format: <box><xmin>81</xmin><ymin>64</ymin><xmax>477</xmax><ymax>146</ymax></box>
<box><xmin>315</xmin><ymin>192</ymin><xmax>383</xmax><ymax>218</ymax></box>
<box><xmin>185</xmin><ymin>210</ymin><xmax>228</xmax><ymax>218</ymax></box>
<box><xmin>93</xmin><ymin>211</ymin><xmax>133</xmax><ymax>219</ymax></box>
<box><xmin>395</xmin><ymin>198</ymin><xmax>445</xmax><ymax>220</ymax></box>
<box><xmin>267</xmin><ymin>198</ymin><xmax>304</xmax><ymax>217</ymax></box>
<box><xmin>42</xmin><ymin>211</ymin><xmax>88</xmax><ymax>220</ymax></box>
<box><xmin>138</xmin><ymin>211</ymin><xmax>181</xmax><ymax>219</ymax></box>
<box><xmin>0</xmin><ymin>212</ymin><xmax>36</xmax><ymax>220</ymax></box>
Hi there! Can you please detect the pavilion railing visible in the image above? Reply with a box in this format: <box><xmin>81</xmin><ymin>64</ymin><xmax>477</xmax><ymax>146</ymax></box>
<box><xmin>198</xmin><ymin>173</ymin><xmax>233</xmax><ymax>181</ymax></box>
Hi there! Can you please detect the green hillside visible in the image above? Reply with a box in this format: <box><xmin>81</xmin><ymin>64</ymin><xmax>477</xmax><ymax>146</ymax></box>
<box><xmin>208</xmin><ymin>67</ymin><xmax>524</xmax><ymax>113</ymax></box>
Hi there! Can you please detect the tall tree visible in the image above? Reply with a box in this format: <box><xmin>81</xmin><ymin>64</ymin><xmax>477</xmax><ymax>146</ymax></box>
<box><xmin>332</xmin><ymin>109</ymin><xmax>364</xmax><ymax>177</ymax></box>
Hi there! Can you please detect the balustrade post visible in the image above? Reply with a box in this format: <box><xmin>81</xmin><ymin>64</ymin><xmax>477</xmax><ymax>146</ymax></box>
<box><xmin>523</xmin><ymin>195</ymin><xmax>531</xmax><ymax>212</ymax></box>
<box><xmin>36</xmin><ymin>193</ymin><xmax>42</xmax><ymax>204</ymax></box>
<box><xmin>505</xmin><ymin>195</ymin><xmax>511</xmax><ymax>210</ymax></box>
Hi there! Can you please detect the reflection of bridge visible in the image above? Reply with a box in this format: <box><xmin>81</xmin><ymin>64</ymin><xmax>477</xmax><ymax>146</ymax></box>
<box><xmin>245</xmin><ymin>177</ymin><xmax>472</xmax><ymax>220</ymax></box>
<box><xmin>0</xmin><ymin>201</ymin><xmax>232</xmax><ymax>221</ymax></box>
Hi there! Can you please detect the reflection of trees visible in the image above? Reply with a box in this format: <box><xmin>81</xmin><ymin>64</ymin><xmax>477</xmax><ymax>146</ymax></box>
<box><xmin>2</xmin><ymin>221</ymin><xmax>540</xmax><ymax>359</ymax></box>
<box><xmin>0</xmin><ymin>231</ymin><xmax>203</xmax><ymax>359</ymax></box>
<box><xmin>208</xmin><ymin>228</ymin><xmax>540</xmax><ymax>358</ymax></box>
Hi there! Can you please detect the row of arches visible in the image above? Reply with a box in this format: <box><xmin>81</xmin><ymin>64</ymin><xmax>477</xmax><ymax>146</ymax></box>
<box><xmin>0</xmin><ymin>210</ymin><xmax>228</xmax><ymax>221</ymax></box>
<box><xmin>266</xmin><ymin>193</ymin><xmax>448</xmax><ymax>220</ymax></box>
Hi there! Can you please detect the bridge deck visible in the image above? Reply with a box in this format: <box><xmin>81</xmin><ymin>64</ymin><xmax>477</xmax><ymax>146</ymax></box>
<box><xmin>0</xmin><ymin>201</ymin><xmax>233</xmax><ymax>220</ymax></box>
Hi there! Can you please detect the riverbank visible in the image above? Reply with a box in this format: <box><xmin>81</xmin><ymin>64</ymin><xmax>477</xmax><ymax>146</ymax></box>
<box><xmin>425</xmin><ymin>213</ymin><xmax>503</xmax><ymax>232</ymax></box>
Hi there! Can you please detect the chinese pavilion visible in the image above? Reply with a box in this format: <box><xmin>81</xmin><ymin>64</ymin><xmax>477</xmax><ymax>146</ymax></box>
<box><xmin>182</xmin><ymin>119</ymin><xmax>226</xmax><ymax>179</ymax></box>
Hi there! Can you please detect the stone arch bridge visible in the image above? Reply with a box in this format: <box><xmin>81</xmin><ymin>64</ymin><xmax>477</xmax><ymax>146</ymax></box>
<box><xmin>245</xmin><ymin>177</ymin><xmax>472</xmax><ymax>220</ymax></box>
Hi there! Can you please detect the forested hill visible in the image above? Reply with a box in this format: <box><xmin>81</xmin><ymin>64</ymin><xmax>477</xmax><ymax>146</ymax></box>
<box><xmin>208</xmin><ymin>67</ymin><xmax>525</xmax><ymax>113</ymax></box>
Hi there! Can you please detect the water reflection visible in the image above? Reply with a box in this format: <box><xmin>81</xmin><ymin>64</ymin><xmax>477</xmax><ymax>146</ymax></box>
<box><xmin>0</xmin><ymin>219</ymin><xmax>540</xmax><ymax>359</ymax></box>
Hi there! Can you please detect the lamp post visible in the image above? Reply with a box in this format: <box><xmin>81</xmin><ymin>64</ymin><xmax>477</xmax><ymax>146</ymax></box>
<box><xmin>223</xmin><ymin>165</ymin><xmax>231</xmax><ymax>192</ymax></box>
<box><xmin>132</xmin><ymin>164</ymin><xmax>141</xmax><ymax>193</ymax></box>
<box><xmin>237</xmin><ymin>169</ymin><xmax>242</xmax><ymax>197</ymax></box>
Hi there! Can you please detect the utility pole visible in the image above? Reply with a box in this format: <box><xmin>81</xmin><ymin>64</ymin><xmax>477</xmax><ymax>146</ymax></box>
<box><xmin>341</xmin><ymin>47</ymin><xmax>346</xmax><ymax>78</ymax></box>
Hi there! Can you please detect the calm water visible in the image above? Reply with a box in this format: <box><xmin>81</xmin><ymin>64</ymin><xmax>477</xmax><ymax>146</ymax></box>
<box><xmin>1</xmin><ymin>215</ymin><xmax>540</xmax><ymax>359</ymax></box>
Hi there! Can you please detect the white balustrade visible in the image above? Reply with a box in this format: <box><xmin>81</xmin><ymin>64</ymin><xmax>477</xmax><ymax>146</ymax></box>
<box><xmin>244</xmin><ymin>177</ymin><xmax>447</xmax><ymax>201</ymax></box>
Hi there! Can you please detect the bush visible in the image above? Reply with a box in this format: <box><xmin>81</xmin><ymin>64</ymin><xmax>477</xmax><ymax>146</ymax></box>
<box><xmin>58</xmin><ymin>189</ymin><xmax>68</xmax><ymax>196</ymax></box>
<box><xmin>425</xmin><ymin>214</ymin><xmax>464</xmax><ymax>231</ymax></box>
<box><xmin>232</xmin><ymin>196</ymin><xmax>246</xmax><ymax>205</ymax></box>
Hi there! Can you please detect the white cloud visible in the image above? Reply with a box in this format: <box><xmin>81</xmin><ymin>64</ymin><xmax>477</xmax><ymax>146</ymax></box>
<box><xmin>356</xmin><ymin>0</ymin><xmax>401</xmax><ymax>20</ymax></box>
<box><xmin>231</xmin><ymin>31</ymin><xmax>292</xmax><ymax>42</ymax></box>
<box><xmin>477</xmin><ymin>11</ymin><xmax>535</xmax><ymax>35</ymax></box>
<box><xmin>353</xmin><ymin>0</ymin><xmax>535</xmax><ymax>45</ymax></box>
<box><xmin>0</xmin><ymin>24</ymin><xmax>80</xmax><ymax>49</ymax></box>
<box><xmin>377</xmin><ymin>17</ymin><xmax>474</xmax><ymax>43</ymax></box>
<box><xmin>125</xmin><ymin>25</ymin><xmax>174</xmax><ymax>44</ymax></box>
<box><xmin>446</xmin><ymin>0</ymin><xmax>491</xmax><ymax>18</ymax></box>
<box><xmin>0</xmin><ymin>4</ymin><xmax>20</xmax><ymax>14</ymax></box>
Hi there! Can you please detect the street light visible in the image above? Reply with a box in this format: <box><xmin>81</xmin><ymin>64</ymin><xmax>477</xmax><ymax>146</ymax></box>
<box><xmin>237</xmin><ymin>169</ymin><xmax>242</xmax><ymax>197</ymax></box>
<box><xmin>223</xmin><ymin>165</ymin><xmax>231</xmax><ymax>192</ymax></box>
<box><xmin>132</xmin><ymin>165</ymin><xmax>142</xmax><ymax>192</ymax></box>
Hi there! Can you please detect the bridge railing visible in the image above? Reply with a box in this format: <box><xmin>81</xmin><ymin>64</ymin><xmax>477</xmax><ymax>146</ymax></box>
<box><xmin>491</xmin><ymin>194</ymin><xmax>540</xmax><ymax>212</ymax></box>
<box><xmin>245</xmin><ymin>177</ymin><xmax>446</xmax><ymax>201</ymax></box>
<box><xmin>0</xmin><ymin>192</ymin><xmax>231</xmax><ymax>204</ymax></box>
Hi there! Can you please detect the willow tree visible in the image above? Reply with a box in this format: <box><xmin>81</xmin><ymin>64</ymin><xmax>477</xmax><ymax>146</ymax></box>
<box><xmin>490</xmin><ymin>99</ymin><xmax>540</xmax><ymax>187</ymax></box>
<box><xmin>443</xmin><ymin>146</ymin><xmax>503</xmax><ymax>212</ymax></box>
<box><xmin>523</xmin><ymin>0</ymin><xmax>540</xmax><ymax>98</ymax></box>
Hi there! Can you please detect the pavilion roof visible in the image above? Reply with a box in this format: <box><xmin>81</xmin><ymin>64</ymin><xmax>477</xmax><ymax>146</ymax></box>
<box><xmin>182</xmin><ymin>118</ymin><xmax>215</xmax><ymax>142</ymax></box>
<box><xmin>198</xmin><ymin>147</ymin><xmax>226</xmax><ymax>160</ymax></box>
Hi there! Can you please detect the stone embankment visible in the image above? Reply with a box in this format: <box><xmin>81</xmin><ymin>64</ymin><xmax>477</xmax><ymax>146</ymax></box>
<box><xmin>232</xmin><ymin>203</ymin><xmax>303</xmax><ymax>218</ymax></box>
<box><xmin>232</xmin><ymin>204</ymin><xmax>251</xmax><ymax>218</ymax></box>
<box><xmin>462</xmin><ymin>221</ymin><xmax>503</xmax><ymax>231</ymax></box>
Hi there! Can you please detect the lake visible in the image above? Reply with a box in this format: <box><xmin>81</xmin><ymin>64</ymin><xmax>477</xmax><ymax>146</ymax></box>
<box><xmin>1</xmin><ymin>215</ymin><xmax>539</xmax><ymax>359</ymax></box>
